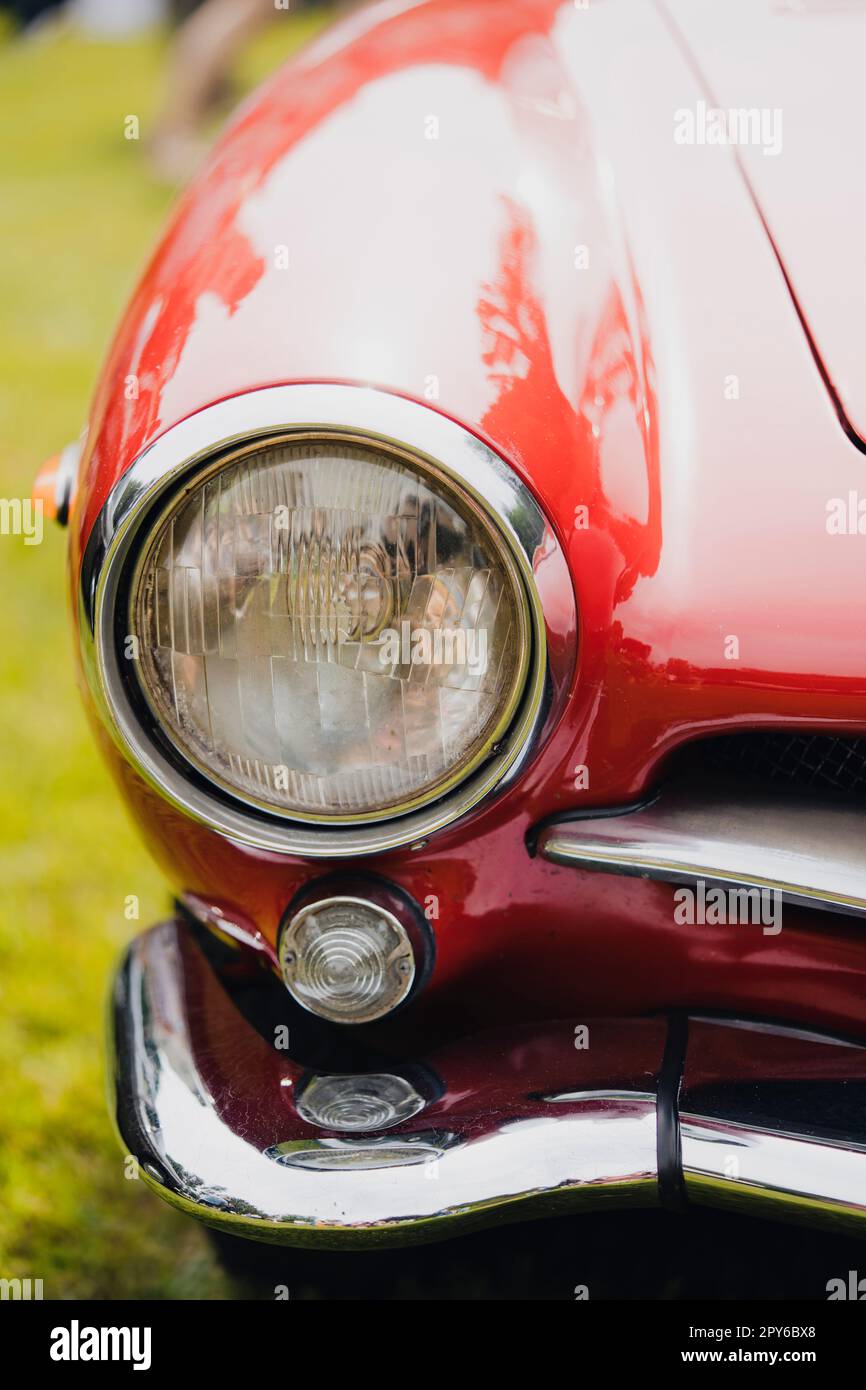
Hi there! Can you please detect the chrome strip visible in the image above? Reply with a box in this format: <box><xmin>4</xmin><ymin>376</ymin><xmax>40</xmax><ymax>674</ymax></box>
<box><xmin>680</xmin><ymin>1016</ymin><xmax>866</xmax><ymax>1232</ymax></box>
<box><xmin>80</xmin><ymin>385</ymin><xmax>556</xmax><ymax>858</ymax></box>
<box><xmin>109</xmin><ymin>920</ymin><xmax>866</xmax><ymax>1245</ymax></box>
<box><xmin>681</xmin><ymin>1119</ymin><xmax>866</xmax><ymax>1230</ymax></box>
<box><xmin>537</xmin><ymin>778</ymin><xmax>866</xmax><ymax>917</ymax></box>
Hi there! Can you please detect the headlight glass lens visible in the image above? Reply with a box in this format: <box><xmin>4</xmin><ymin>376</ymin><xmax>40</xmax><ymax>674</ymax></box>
<box><xmin>130</xmin><ymin>437</ymin><xmax>529</xmax><ymax>821</ymax></box>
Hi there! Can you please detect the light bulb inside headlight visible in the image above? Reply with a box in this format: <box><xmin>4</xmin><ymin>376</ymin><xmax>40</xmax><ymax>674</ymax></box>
<box><xmin>128</xmin><ymin>436</ymin><xmax>530</xmax><ymax>822</ymax></box>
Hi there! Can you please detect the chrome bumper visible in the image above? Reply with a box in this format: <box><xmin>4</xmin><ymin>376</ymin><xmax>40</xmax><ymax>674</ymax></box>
<box><xmin>109</xmin><ymin>920</ymin><xmax>866</xmax><ymax>1246</ymax></box>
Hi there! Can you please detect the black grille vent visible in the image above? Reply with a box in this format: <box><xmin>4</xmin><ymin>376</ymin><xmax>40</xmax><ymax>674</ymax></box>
<box><xmin>679</xmin><ymin>733</ymin><xmax>866</xmax><ymax>801</ymax></box>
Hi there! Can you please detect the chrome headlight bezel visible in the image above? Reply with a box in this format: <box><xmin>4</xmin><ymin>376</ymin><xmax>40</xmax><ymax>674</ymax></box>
<box><xmin>79</xmin><ymin>385</ymin><xmax>553</xmax><ymax>858</ymax></box>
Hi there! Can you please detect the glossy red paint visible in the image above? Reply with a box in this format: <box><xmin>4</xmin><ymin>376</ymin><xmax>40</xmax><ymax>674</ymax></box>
<box><xmin>682</xmin><ymin>1018</ymin><xmax>866</xmax><ymax>1094</ymax></box>
<box><xmin>177</xmin><ymin>921</ymin><xmax>668</xmax><ymax>1149</ymax></box>
<box><xmin>664</xmin><ymin>0</ymin><xmax>866</xmax><ymax>448</ymax></box>
<box><xmin>71</xmin><ymin>0</ymin><xmax>866</xmax><ymax>1034</ymax></box>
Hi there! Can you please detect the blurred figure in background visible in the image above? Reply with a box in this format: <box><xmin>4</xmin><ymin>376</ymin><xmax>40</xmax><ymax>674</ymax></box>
<box><xmin>1</xmin><ymin>0</ymin><xmax>66</xmax><ymax>28</ymax></box>
<box><xmin>149</xmin><ymin>0</ymin><xmax>328</xmax><ymax>182</ymax></box>
<box><xmin>2</xmin><ymin>0</ymin><xmax>170</xmax><ymax>36</ymax></box>
<box><xmin>72</xmin><ymin>0</ymin><xmax>167</xmax><ymax>34</ymax></box>
<box><xmin>2</xmin><ymin>0</ymin><xmax>350</xmax><ymax>184</ymax></box>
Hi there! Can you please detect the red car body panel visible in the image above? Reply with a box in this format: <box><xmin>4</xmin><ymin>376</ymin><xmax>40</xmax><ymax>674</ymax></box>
<box><xmin>666</xmin><ymin>0</ymin><xmax>866</xmax><ymax>448</ymax></box>
<box><xmin>71</xmin><ymin>0</ymin><xmax>866</xmax><ymax>1040</ymax></box>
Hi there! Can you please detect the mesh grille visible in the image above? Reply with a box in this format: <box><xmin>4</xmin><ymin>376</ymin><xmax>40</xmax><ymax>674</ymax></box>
<box><xmin>681</xmin><ymin>733</ymin><xmax>866</xmax><ymax>800</ymax></box>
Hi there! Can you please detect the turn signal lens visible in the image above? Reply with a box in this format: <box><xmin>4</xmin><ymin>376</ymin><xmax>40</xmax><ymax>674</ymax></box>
<box><xmin>295</xmin><ymin>1073</ymin><xmax>425</xmax><ymax>1132</ymax></box>
<box><xmin>279</xmin><ymin>896</ymin><xmax>416</xmax><ymax>1024</ymax></box>
<box><xmin>128</xmin><ymin>437</ymin><xmax>529</xmax><ymax>823</ymax></box>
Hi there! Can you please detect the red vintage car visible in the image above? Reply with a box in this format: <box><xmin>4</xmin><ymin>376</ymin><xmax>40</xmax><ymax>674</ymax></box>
<box><xmin>41</xmin><ymin>0</ymin><xmax>866</xmax><ymax>1250</ymax></box>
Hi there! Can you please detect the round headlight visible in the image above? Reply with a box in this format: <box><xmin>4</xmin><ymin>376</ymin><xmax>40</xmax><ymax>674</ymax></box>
<box><xmin>128</xmin><ymin>435</ymin><xmax>530</xmax><ymax>823</ymax></box>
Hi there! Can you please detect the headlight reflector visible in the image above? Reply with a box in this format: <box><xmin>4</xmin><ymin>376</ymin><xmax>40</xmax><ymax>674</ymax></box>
<box><xmin>129</xmin><ymin>437</ymin><xmax>530</xmax><ymax>823</ymax></box>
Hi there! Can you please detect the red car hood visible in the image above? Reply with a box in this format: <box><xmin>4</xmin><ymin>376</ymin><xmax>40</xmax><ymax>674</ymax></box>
<box><xmin>666</xmin><ymin>0</ymin><xmax>866</xmax><ymax>447</ymax></box>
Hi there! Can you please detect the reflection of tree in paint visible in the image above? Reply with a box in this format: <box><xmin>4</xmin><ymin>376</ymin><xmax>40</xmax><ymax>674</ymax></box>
<box><xmin>477</xmin><ymin>197</ymin><xmax>661</xmax><ymax>608</ymax></box>
<box><xmin>82</xmin><ymin>0</ymin><xmax>567</xmax><ymax>524</ymax></box>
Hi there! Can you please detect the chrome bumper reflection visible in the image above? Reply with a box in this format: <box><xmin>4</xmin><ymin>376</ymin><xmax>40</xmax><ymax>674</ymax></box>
<box><xmin>109</xmin><ymin>921</ymin><xmax>866</xmax><ymax>1246</ymax></box>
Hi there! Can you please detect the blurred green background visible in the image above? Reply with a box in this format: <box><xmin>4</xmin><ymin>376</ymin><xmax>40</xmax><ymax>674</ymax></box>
<box><xmin>0</xmin><ymin>7</ymin><xmax>332</xmax><ymax>1300</ymax></box>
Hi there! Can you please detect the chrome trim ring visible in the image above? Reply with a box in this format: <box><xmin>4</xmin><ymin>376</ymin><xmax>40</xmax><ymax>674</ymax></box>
<box><xmin>79</xmin><ymin>385</ymin><xmax>552</xmax><ymax>858</ymax></box>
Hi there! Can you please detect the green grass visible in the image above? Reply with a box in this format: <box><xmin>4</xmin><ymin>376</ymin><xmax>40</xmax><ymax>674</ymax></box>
<box><xmin>0</xmin><ymin>12</ymin><xmax>332</xmax><ymax>1300</ymax></box>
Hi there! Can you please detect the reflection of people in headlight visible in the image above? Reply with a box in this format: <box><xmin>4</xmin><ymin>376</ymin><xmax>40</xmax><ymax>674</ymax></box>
<box><xmin>135</xmin><ymin>441</ymin><xmax>524</xmax><ymax>820</ymax></box>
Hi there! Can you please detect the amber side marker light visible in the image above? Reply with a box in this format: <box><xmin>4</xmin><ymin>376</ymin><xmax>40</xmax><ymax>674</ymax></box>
<box><xmin>32</xmin><ymin>439</ymin><xmax>81</xmax><ymax>526</ymax></box>
<box><xmin>32</xmin><ymin>454</ymin><xmax>62</xmax><ymax>523</ymax></box>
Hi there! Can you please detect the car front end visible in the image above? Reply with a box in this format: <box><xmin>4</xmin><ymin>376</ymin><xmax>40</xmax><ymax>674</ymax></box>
<box><xmin>50</xmin><ymin>0</ymin><xmax>866</xmax><ymax>1249</ymax></box>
